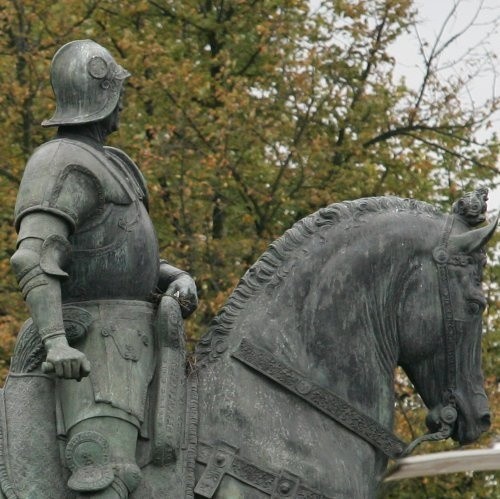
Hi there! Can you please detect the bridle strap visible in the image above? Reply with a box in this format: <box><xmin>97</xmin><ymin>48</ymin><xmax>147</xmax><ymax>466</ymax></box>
<box><xmin>432</xmin><ymin>214</ymin><xmax>459</xmax><ymax>406</ymax></box>
<box><xmin>232</xmin><ymin>338</ymin><xmax>407</xmax><ymax>459</ymax></box>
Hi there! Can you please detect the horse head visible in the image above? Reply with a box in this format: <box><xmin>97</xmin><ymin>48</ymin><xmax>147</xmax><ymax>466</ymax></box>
<box><xmin>398</xmin><ymin>192</ymin><xmax>496</xmax><ymax>446</ymax></box>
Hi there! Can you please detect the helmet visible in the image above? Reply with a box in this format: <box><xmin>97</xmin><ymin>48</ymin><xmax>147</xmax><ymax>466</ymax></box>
<box><xmin>42</xmin><ymin>40</ymin><xmax>130</xmax><ymax>127</ymax></box>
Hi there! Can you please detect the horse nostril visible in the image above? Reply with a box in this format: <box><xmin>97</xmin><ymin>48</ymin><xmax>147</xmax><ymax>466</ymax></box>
<box><xmin>479</xmin><ymin>413</ymin><xmax>491</xmax><ymax>430</ymax></box>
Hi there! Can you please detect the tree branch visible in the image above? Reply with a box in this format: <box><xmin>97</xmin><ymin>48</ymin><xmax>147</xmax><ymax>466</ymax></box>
<box><xmin>399</xmin><ymin>132</ymin><xmax>499</xmax><ymax>173</ymax></box>
<box><xmin>0</xmin><ymin>166</ymin><xmax>20</xmax><ymax>185</ymax></box>
<box><xmin>363</xmin><ymin>122</ymin><xmax>488</xmax><ymax>148</ymax></box>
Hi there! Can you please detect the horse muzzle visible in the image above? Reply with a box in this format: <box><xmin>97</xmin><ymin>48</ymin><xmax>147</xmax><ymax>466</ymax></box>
<box><xmin>454</xmin><ymin>412</ymin><xmax>491</xmax><ymax>445</ymax></box>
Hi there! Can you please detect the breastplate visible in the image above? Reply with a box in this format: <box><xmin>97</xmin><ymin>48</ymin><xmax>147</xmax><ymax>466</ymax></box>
<box><xmin>61</xmin><ymin>151</ymin><xmax>159</xmax><ymax>302</ymax></box>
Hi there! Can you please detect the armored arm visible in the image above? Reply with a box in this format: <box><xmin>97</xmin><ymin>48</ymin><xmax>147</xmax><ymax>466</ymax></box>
<box><xmin>158</xmin><ymin>260</ymin><xmax>198</xmax><ymax>318</ymax></box>
<box><xmin>10</xmin><ymin>212</ymin><xmax>90</xmax><ymax>380</ymax></box>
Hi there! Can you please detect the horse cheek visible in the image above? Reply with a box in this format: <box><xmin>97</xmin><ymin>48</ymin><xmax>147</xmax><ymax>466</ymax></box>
<box><xmin>396</xmin><ymin>280</ymin><xmax>446</xmax><ymax>409</ymax></box>
<box><xmin>397</xmin><ymin>285</ymin><xmax>443</xmax><ymax>365</ymax></box>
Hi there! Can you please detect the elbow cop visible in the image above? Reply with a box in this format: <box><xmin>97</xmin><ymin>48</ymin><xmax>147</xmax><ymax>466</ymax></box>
<box><xmin>10</xmin><ymin>234</ymin><xmax>71</xmax><ymax>299</ymax></box>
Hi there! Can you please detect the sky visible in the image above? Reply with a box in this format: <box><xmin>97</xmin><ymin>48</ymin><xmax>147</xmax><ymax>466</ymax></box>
<box><xmin>390</xmin><ymin>0</ymin><xmax>500</xmax><ymax>211</ymax></box>
<box><xmin>311</xmin><ymin>0</ymin><xmax>500</xmax><ymax>212</ymax></box>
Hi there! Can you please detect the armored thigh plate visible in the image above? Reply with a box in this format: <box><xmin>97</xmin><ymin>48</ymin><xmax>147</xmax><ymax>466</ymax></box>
<box><xmin>57</xmin><ymin>300</ymin><xmax>155</xmax><ymax>433</ymax></box>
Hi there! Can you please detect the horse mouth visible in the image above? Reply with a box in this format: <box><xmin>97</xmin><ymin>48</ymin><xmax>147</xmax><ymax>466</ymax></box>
<box><xmin>453</xmin><ymin>412</ymin><xmax>491</xmax><ymax>445</ymax></box>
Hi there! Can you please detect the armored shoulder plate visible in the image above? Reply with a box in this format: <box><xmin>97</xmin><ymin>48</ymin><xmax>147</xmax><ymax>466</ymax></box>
<box><xmin>15</xmin><ymin>138</ymin><xmax>137</xmax><ymax>232</ymax></box>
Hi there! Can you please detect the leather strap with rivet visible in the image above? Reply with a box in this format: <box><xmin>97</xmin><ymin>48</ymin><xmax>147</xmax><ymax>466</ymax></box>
<box><xmin>195</xmin><ymin>441</ymin><xmax>333</xmax><ymax>498</ymax></box>
<box><xmin>232</xmin><ymin>338</ymin><xmax>407</xmax><ymax>459</ymax></box>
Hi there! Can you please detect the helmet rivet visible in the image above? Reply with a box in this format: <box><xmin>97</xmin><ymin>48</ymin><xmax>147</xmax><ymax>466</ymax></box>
<box><xmin>88</xmin><ymin>56</ymin><xmax>108</xmax><ymax>79</ymax></box>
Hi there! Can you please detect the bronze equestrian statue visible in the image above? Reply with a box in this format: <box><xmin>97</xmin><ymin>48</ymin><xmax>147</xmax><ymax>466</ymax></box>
<box><xmin>0</xmin><ymin>41</ymin><xmax>497</xmax><ymax>498</ymax></box>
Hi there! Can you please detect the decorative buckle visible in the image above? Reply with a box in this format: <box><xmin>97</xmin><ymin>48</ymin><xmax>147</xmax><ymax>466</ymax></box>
<box><xmin>194</xmin><ymin>441</ymin><xmax>238</xmax><ymax>498</ymax></box>
<box><xmin>432</xmin><ymin>246</ymin><xmax>449</xmax><ymax>264</ymax></box>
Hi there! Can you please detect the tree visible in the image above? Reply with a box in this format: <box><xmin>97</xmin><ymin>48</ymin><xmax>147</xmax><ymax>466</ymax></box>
<box><xmin>0</xmin><ymin>0</ymin><xmax>498</xmax><ymax>495</ymax></box>
<box><xmin>86</xmin><ymin>0</ymin><xmax>500</xmax><ymax>333</ymax></box>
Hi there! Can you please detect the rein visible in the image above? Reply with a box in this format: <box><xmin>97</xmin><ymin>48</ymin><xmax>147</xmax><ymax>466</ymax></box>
<box><xmin>232</xmin><ymin>214</ymin><xmax>460</xmax><ymax>460</ymax></box>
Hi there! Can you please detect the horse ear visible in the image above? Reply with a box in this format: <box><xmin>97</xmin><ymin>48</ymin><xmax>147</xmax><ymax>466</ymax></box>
<box><xmin>448</xmin><ymin>215</ymin><xmax>499</xmax><ymax>255</ymax></box>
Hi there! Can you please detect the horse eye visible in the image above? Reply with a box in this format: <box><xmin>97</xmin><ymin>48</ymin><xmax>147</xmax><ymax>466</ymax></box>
<box><xmin>467</xmin><ymin>300</ymin><xmax>485</xmax><ymax>315</ymax></box>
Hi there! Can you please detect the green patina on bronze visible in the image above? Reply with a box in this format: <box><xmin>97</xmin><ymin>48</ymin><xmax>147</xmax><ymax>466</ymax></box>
<box><xmin>2</xmin><ymin>40</ymin><xmax>197</xmax><ymax>499</ymax></box>
<box><xmin>0</xmin><ymin>41</ymin><xmax>496</xmax><ymax>499</ymax></box>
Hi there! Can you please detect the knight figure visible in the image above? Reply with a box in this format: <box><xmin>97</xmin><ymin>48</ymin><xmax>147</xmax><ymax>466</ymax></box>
<box><xmin>9</xmin><ymin>40</ymin><xmax>197</xmax><ymax>498</ymax></box>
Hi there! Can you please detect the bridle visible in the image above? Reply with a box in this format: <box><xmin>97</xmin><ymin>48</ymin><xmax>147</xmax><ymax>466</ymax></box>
<box><xmin>404</xmin><ymin>214</ymin><xmax>460</xmax><ymax>455</ymax></box>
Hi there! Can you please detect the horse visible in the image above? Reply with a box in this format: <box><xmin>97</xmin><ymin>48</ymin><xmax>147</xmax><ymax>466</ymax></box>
<box><xmin>0</xmin><ymin>194</ymin><xmax>495</xmax><ymax>499</ymax></box>
<box><xmin>187</xmin><ymin>195</ymin><xmax>495</xmax><ymax>498</ymax></box>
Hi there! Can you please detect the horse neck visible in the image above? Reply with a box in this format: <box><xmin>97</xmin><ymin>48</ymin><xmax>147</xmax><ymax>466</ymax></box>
<box><xmin>306</xmin><ymin>264</ymin><xmax>401</xmax><ymax>427</ymax></box>
<box><xmin>296</xmin><ymin>214</ymin><xmax>439</xmax><ymax>428</ymax></box>
<box><xmin>202</xmin><ymin>203</ymin><xmax>442</xmax><ymax>429</ymax></box>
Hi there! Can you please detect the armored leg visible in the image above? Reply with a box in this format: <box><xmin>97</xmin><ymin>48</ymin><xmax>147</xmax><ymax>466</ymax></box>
<box><xmin>66</xmin><ymin>418</ymin><xmax>142</xmax><ymax>498</ymax></box>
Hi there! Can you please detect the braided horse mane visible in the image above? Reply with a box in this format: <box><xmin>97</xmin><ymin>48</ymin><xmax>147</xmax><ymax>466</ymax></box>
<box><xmin>195</xmin><ymin>196</ymin><xmax>440</xmax><ymax>367</ymax></box>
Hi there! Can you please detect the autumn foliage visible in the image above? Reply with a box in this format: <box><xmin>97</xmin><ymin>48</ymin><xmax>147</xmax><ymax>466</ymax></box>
<box><xmin>0</xmin><ymin>1</ymin><xmax>499</xmax><ymax>496</ymax></box>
